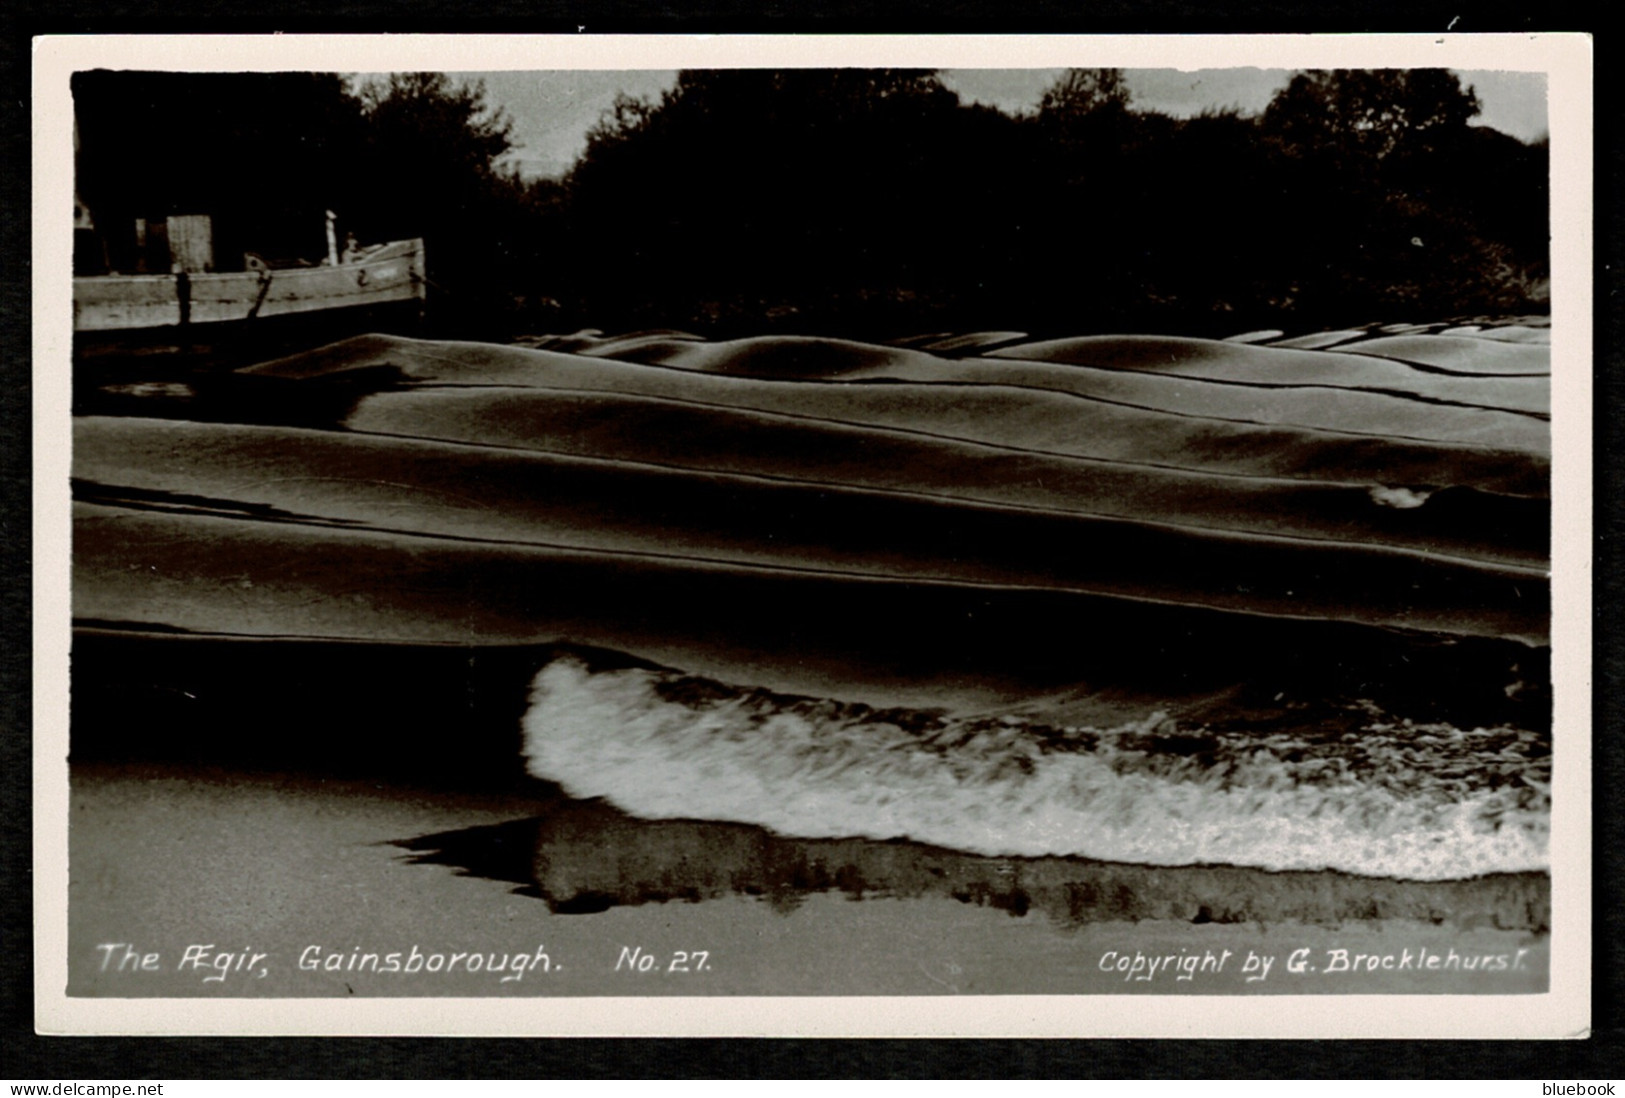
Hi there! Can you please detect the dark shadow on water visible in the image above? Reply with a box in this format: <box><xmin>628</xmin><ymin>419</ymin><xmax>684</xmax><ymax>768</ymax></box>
<box><xmin>395</xmin><ymin>796</ymin><xmax>1552</xmax><ymax>932</ymax></box>
<box><xmin>74</xmin><ymin>361</ymin><xmax>409</xmax><ymax>431</ymax></box>
<box><xmin>69</xmin><ymin>632</ymin><xmax>653</xmax><ymax>791</ymax></box>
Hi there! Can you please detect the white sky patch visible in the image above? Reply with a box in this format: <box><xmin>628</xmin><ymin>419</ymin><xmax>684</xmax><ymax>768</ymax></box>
<box><xmin>450</xmin><ymin>70</ymin><xmax>679</xmax><ymax>180</ymax></box>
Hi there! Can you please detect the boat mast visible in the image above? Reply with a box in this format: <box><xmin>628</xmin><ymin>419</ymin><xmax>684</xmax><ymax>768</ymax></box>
<box><xmin>324</xmin><ymin>209</ymin><xmax>339</xmax><ymax>266</ymax></box>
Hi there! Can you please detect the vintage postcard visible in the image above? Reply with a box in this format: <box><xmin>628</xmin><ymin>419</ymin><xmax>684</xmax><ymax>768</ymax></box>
<box><xmin>32</xmin><ymin>33</ymin><xmax>1592</xmax><ymax>1037</ymax></box>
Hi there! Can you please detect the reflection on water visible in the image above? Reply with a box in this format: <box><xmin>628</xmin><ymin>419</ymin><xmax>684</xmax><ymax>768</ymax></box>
<box><xmin>397</xmin><ymin>795</ymin><xmax>1550</xmax><ymax>932</ymax></box>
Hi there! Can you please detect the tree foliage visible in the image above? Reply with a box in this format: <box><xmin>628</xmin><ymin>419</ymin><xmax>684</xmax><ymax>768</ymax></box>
<box><xmin>357</xmin><ymin>72</ymin><xmax>516</xmax><ymax>173</ymax></box>
<box><xmin>553</xmin><ymin>66</ymin><xmax>1544</xmax><ymax>334</ymax></box>
<box><xmin>563</xmin><ymin>70</ymin><xmax>982</xmax><ymax>332</ymax></box>
<box><xmin>1038</xmin><ymin>68</ymin><xmax>1132</xmax><ymax>121</ymax></box>
<box><xmin>1250</xmin><ymin>70</ymin><xmax>1540</xmax><ymax>319</ymax></box>
<box><xmin>1263</xmin><ymin>69</ymin><xmax>1483</xmax><ymax>160</ymax></box>
<box><xmin>342</xmin><ymin>73</ymin><xmax>551</xmax><ymax>332</ymax></box>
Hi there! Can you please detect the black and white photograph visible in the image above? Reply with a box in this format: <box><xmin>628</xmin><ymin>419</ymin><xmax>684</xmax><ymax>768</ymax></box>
<box><xmin>32</xmin><ymin>34</ymin><xmax>1593</xmax><ymax>1037</ymax></box>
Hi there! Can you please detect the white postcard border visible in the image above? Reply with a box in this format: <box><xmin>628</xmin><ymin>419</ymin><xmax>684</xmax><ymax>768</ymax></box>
<box><xmin>32</xmin><ymin>31</ymin><xmax>1594</xmax><ymax>1038</ymax></box>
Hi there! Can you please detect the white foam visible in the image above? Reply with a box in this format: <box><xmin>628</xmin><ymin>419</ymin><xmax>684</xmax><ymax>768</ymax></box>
<box><xmin>521</xmin><ymin>658</ymin><xmax>1549</xmax><ymax>881</ymax></box>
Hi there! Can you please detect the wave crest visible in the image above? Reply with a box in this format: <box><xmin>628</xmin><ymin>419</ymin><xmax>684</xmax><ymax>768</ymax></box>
<box><xmin>521</xmin><ymin>658</ymin><xmax>1548</xmax><ymax>881</ymax></box>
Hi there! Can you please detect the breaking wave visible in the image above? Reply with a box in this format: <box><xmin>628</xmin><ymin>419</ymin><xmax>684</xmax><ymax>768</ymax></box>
<box><xmin>521</xmin><ymin>657</ymin><xmax>1549</xmax><ymax>882</ymax></box>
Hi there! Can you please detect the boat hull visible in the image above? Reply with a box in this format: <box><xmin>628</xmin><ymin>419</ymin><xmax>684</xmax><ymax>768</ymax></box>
<box><xmin>72</xmin><ymin>239</ymin><xmax>426</xmax><ymax>332</ymax></box>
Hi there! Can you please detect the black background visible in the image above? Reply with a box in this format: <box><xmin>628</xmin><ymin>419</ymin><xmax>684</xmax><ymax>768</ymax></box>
<box><xmin>2</xmin><ymin>0</ymin><xmax>1619</xmax><ymax>1079</ymax></box>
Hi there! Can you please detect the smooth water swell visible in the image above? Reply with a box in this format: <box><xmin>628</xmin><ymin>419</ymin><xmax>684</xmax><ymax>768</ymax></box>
<box><xmin>521</xmin><ymin>658</ymin><xmax>1548</xmax><ymax>881</ymax></box>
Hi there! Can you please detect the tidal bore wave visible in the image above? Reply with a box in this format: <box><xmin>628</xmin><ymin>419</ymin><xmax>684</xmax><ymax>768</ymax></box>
<box><xmin>74</xmin><ymin>322</ymin><xmax>1554</xmax><ymax>891</ymax></box>
<box><xmin>521</xmin><ymin>657</ymin><xmax>1549</xmax><ymax>881</ymax></box>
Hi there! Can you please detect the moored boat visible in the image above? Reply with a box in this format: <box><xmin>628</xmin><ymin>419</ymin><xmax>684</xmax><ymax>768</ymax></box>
<box><xmin>73</xmin><ymin>236</ymin><xmax>426</xmax><ymax>333</ymax></box>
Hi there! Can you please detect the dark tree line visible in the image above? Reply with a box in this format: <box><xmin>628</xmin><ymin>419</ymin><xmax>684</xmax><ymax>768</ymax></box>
<box><xmin>72</xmin><ymin>67</ymin><xmax>1548</xmax><ymax>339</ymax></box>
<box><xmin>559</xmin><ymin>67</ymin><xmax>1547</xmax><ymax>336</ymax></box>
